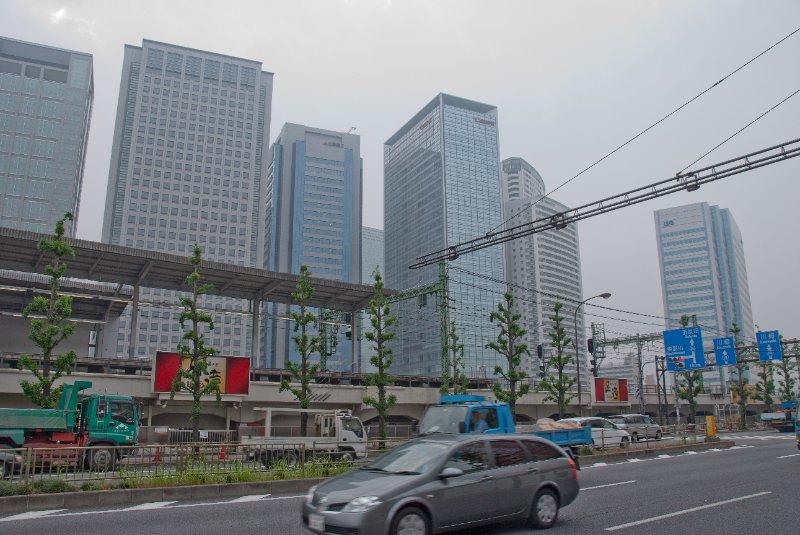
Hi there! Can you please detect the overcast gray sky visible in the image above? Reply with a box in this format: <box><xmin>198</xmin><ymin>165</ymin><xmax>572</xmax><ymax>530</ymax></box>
<box><xmin>1</xmin><ymin>0</ymin><xmax>798</xmax><ymax>352</ymax></box>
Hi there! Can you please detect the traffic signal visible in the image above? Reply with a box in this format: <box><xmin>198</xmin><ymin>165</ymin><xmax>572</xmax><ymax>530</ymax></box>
<box><xmin>590</xmin><ymin>358</ymin><xmax>597</xmax><ymax>377</ymax></box>
<box><xmin>587</xmin><ymin>338</ymin><xmax>594</xmax><ymax>354</ymax></box>
<box><xmin>537</xmin><ymin>344</ymin><xmax>543</xmax><ymax>358</ymax></box>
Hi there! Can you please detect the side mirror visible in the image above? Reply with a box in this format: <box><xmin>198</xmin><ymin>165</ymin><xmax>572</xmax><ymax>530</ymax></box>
<box><xmin>458</xmin><ymin>422</ymin><xmax>465</xmax><ymax>434</ymax></box>
<box><xmin>439</xmin><ymin>467</ymin><xmax>463</xmax><ymax>479</ymax></box>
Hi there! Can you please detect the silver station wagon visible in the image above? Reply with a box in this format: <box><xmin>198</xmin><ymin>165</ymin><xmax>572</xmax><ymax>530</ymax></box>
<box><xmin>302</xmin><ymin>433</ymin><xmax>580</xmax><ymax>535</ymax></box>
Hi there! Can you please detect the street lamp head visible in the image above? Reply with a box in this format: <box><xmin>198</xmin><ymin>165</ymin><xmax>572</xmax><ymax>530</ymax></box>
<box><xmin>599</xmin><ymin>292</ymin><xmax>611</xmax><ymax>300</ymax></box>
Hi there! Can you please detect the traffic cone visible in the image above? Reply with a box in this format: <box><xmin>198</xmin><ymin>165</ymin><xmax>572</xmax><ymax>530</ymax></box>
<box><xmin>218</xmin><ymin>445</ymin><xmax>226</xmax><ymax>460</ymax></box>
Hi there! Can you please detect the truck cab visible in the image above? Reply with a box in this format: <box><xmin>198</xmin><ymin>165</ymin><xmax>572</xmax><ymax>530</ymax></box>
<box><xmin>81</xmin><ymin>394</ymin><xmax>138</xmax><ymax>447</ymax></box>
<box><xmin>419</xmin><ymin>395</ymin><xmax>515</xmax><ymax>435</ymax></box>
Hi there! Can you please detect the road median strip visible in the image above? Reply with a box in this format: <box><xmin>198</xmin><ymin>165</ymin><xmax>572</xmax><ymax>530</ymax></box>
<box><xmin>581</xmin><ymin>440</ymin><xmax>735</xmax><ymax>466</ymax></box>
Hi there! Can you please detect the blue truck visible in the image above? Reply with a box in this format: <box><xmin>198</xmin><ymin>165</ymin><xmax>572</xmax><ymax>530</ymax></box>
<box><xmin>419</xmin><ymin>395</ymin><xmax>592</xmax><ymax>452</ymax></box>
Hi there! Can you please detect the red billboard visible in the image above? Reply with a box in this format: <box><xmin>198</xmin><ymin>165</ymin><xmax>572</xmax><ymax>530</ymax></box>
<box><xmin>153</xmin><ymin>351</ymin><xmax>250</xmax><ymax>395</ymax></box>
<box><xmin>594</xmin><ymin>378</ymin><xmax>629</xmax><ymax>403</ymax></box>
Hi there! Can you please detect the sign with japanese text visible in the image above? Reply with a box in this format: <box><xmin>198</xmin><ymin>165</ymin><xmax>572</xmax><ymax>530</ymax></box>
<box><xmin>594</xmin><ymin>378</ymin><xmax>629</xmax><ymax>403</ymax></box>
<box><xmin>756</xmin><ymin>331</ymin><xmax>783</xmax><ymax>362</ymax></box>
<box><xmin>713</xmin><ymin>337</ymin><xmax>737</xmax><ymax>367</ymax></box>
<box><xmin>663</xmin><ymin>327</ymin><xmax>705</xmax><ymax>371</ymax></box>
<box><xmin>152</xmin><ymin>351</ymin><xmax>250</xmax><ymax>395</ymax></box>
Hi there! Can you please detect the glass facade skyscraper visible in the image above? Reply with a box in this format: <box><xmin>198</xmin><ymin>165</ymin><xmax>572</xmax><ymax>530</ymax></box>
<box><xmin>655</xmin><ymin>202</ymin><xmax>755</xmax><ymax>386</ymax></box>
<box><xmin>384</xmin><ymin>94</ymin><xmax>505</xmax><ymax>377</ymax></box>
<box><xmin>0</xmin><ymin>37</ymin><xmax>93</xmax><ymax>237</ymax></box>
<box><xmin>262</xmin><ymin>124</ymin><xmax>362</xmax><ymax>370</ymax></box>
<box><xmin>501</xmin><ymin>157</ymin><xmax>584</xmax><ymax>380</ymax></box>
<box><xmin>102</xmin><ymin>40</ymin><xmax>273</xmax><ymax>361</ymax></box>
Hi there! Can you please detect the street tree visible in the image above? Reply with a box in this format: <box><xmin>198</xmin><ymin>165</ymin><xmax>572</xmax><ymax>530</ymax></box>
<box><xmin>676</xmin><ymin>315</ymin><xmax>702</xmax><ymax>423</ymax></box>
<box><xmin>441</xmin><ymin>320</ymin><xmax>469</xmax><ymax>395</ymax></box>
<box><xmin>776</xmin><ymin>336</ymin><xmax>796</xmax><ymax>403</ymax></box>
<box><xmin>540</xmin><ymin>302</ymin><xmax>575</xmax><ymax>419</ymax></box>
<box><xmin>169</xmin><ymin>244</ymin><xmax>222</xmax><ymax>442</ymax></box>
<box><xmin>487</xmin><ymin>292</ymin><xmax>530</xmax><ymax>421</ymax></box>
<box><xmin>362</xmin><ymin>270</ymin><xmax>397</xmax><ymax>447</ymax></box>
<box><xmin>753</xmin><ymin>362</ymin><xmax>776</xmax><ymax>412</ymax></box>
<box><xmin>279</xmin><ymin>265</ymin><xmax>320</xmax><ymax>436</ymax></box>
<box><xmin>18</xmin><ymin>213</ymin><xmax>78</xmax><ymax>408</ymax></box>
<box><xmin>729</xmin><ymin>323</ymin><xmax>752</xmax><ymax>430</ymax></box>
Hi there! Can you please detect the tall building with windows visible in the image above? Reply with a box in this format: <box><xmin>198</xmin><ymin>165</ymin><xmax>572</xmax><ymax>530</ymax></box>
<box><xmin>384</xmin><ymin>93</ymin><xmax>505</xmax><ymax>377</ymax></box>
<box><xmin>501</xmin><ymin>157</ymin><xmax>584</xmax><ymax>380</ymax></box>
<box><xmin>102</xmin><ymin>40</ymin><xmax>273</xmax><ymax>361</ymax></box>
<box><xmin>262</xmin><ymin>124</ymin><xmax>361</xmax><ymax>370</ymax></box>
<box><xmin>0</xmin><ymin>37</ymin><xmax>93</xmax><ymax>236</ymax></box>
<box><xmin>360</xmin><ymin>226</ymin><xmax>384</xmax><ymax>373</ymax></box>
<box><xmin>655</xmin><ymin>202</ymin><xmax>755</xmax><ymax>385</ymax></box>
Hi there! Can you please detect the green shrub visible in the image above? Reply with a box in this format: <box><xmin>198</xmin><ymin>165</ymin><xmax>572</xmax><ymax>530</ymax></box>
<box><xmin>30</xmin><ymin>479</ymin><xmax>75</xmax><ymax>494</ymax></box>
<box><xmin>0</xmin><ymin>481</ymin><xmax>32</xmax><ymax>496</ymax></box>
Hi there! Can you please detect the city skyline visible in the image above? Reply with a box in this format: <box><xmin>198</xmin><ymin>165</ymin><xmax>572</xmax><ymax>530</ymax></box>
<box><xmin>0</xmin><ymin>2</ymin><xmax>797</xmax><ymax>345</ymax></box>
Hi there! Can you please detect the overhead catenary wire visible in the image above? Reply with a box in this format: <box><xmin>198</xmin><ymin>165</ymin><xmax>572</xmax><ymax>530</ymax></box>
<box><xmin>489</xmin><ymin>26</ymin><xmax>800</xmax><ymax>235</ymax></box>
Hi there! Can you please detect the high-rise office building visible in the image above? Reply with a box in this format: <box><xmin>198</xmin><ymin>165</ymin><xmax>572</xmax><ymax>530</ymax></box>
<box><xmin>103</xmin><ymin>39</ymin><xmax>273</xmax><ymax>361</ymax></box>
<box><xmin>501</xmin><ymin>157</ymin><xmax>584</xmax><ymax>379</ymax></box>
<box><xmin>384</xmin><ymin>93</ymin><xmax>505</xmax><ymax>377</ymax></box>
<box><xmin>262</xmin><ymin>124</ymin><xmax>361</xmax><ymax>370</ymax></box>
<box><xmin>360</xmin><ymin>226</ymin><xmax>384</xmax><ymax>373</ymax></box>
<box><xmin>0</xmin><ymin>37</ymin><xmax>93</xmax><ymax>236</ymax></box>
<box><xmin>655</xmin><ymin>202</ymin><xmax>755</xmax><ymax>385</ymax></box>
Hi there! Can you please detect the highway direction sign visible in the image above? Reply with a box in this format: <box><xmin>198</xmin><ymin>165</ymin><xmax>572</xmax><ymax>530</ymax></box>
<box><xmin>713</xmin><ymin>337</ymin><xmax>737</xmax><ymax>367</ymax></box>
<box><xmin>663</xmin><ymin>327</ymin><xmax>705</xmax><ymax>371</ymax></box>
<box><xmin>756</xmin><ymin>331</ymin><xmax>783</xmax><ymax>361</ymax></box>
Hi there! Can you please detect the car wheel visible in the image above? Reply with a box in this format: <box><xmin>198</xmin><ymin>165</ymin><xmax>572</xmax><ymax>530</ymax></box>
<box><xmin>631</xmin><ymin>432</ymin><xmax>639</xmax><ymax>442</ymax></box>
<box><xmin>530</xmin><ymin>488</ymin><xmax>559</xmax><ymax>529</ymax></box>
<box><xmin>0</xmin><ymin>462</ymin><xmax>8</xmax><ymax>480</ymax></box>
<box><xmin>339</xmin><ymin>450</ymin><xmax>355</xmax><ymax>463</ymax></box>
<box><xmin>620</xmin><ymin>437</ymin><xmax>630</xmax><ymax>448</ymax></box>
<box><xmin>655</xmin><ymin>430</ymin><xmax>663</xmax><ymax>440</ymax></box>
<box><xmin>391</xmin><ymin>506</ymin><xmax>430</xmax><ymax>535</ymax></box>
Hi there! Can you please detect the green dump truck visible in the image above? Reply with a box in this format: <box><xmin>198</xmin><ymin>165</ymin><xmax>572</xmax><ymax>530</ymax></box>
<box><xmin>0</xmin><ymin>381</ymin><xmax>138</xmax><ymax>471</ymax></box>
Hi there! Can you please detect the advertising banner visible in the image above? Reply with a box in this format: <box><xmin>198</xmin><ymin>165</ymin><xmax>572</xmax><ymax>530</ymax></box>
<box><xmin>153</xmin><ymin>351</ymin><xmax>250</xmax><ymax>395</ymax></box>
<box><xmin>594</xmin><ymin>378</ymin><xmax>629</xmax><ymax>403</ymax></box>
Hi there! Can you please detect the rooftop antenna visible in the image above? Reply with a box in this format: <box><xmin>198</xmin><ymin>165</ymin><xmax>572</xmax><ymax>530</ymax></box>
<box><xmin>347</xmin><ymin>127</ymin><xmax>356</xmax><ymax>134</ymax></box>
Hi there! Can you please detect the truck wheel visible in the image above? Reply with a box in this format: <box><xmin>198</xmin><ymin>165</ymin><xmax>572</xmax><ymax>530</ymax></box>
<box><xmin>530</xmin><ymin>488</ymin><xmax>559</xmax><ymax>529</ymax></box>
<box><xmin>284</xmin><ymin>450</ymin><xmax>300</xmax><ymax>469</ymax></box>
<box><xmin>260</xmin><ymin>451</ymin><xmax>273</xmax><ymax>468</ymax></box>
<box><xmin>339</xmin><ymin>451</ymin><xmax>355</xmax><ymax>463</ymax></box>
<box><xmin>90</xmin><ymin>447</ymin><xmax>115</xmax><ymax>472</ymax></box>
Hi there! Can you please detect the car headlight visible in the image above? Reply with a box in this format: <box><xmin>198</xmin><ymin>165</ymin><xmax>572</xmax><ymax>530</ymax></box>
<box><xmin>342</xmin><ymin>496</ymin><xmax>382</xmax><ymax>513</ymax></box>
<box><xmin>306</xmin><ymin>485</ymin><xmax>318</xmax><ymax>505</ymax></box>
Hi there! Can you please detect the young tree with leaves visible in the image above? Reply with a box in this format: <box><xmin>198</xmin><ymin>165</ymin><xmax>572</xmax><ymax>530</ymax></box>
<box><xmin>487</xmin><ymin>292</ymin><xmax>530</xmax><ymax>421</ymax></box>
<box><xmin>674</xmin><ymin>315</ymin><xmax>703</xmax><ymax>423</ymax></box>
<box><xmin>441</xmin><ymin>320</ymin><xmax>469</xmax><ymax>395</ymax></box>
<box><xmin>18</xmin><ymin>213</ymin><xmax>77</xmax><ymax>408</ymax></box>
<box><xmin>776</xmin><ymin>337</ymin><xmax>797</xmax><ymax>402</ymax></box>
<box><xmin>753</xmin><ymin>362</ymin><xmax>776</xmax><ymax>412</ymax></box>
<box><xmin>279</xmin><ymin>265</ymin><xmax>320</xmax><ymax>436</ymax></box>
<box><xmin>169</xmin><ymin>244</ymin><xmax>222</xmax><ymax>442</ymax></box>
<box><xmin>540</xmin><ymin>302</ymin><xmax>575</xmax><ymax>419</ymax></box>
<box><xmin>362</xmin><ymin>270</ymin><xmax>397</xmax><ymax>447</ymax></box>
<box><xmin>729</xmin><ymin>323</ymin><xmax>752</xmax><ymax>430</ymax></box>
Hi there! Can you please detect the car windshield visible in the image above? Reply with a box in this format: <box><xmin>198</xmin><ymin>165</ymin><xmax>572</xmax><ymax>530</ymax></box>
<box><xmin>419</xmin><ymin>406</ymin><xmax>468</xmax><ymax>435</ymax></box>
<box><xmin>608</xmin><ymin>417</ymin><xmax>625</xmax><ymax>424</ymax></box>
<box><xmin>363</xmin><ymin>440</ymin><xmax>450</xmax><ymax>474</ymax></box>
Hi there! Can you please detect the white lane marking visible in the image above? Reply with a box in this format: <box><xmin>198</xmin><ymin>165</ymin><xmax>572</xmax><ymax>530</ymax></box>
<box><xmin>627</xmin><ymin>459</ymin><xmax>642</xmax><ymax>463</ymax></box>
<box><xmin>0</xmin><ymin>510</ymin><xmax>65</xmax><ymax>522</ymax></box>
<box><xmin>657</xmin><ymin>454</ymin><xmax>671</xmax><ymax>458</ymax></box>
<box><xmin>592</xmin><ymin>462</ymin><xmax>608</xmax><ymax>467</ymax></box>
<box><xmin>123</xmin><ymin>501</ymin><xmax>177</xmax><ymax>511</ymax></box>
<box><xmin>684</xmin><ymin>451</ymin><xmax>698</xmax><ymax>455</ymax></box>
<box><xmin>605</xmin><ymin>491</ymin><xmax>772</xmax><ymax>531</ymax></box>
<box><xmin>777</xmin><ymin>453</ymin><xmax>800</xmax><ymax>459</ymax></box>
<box><xmin>582</xmin><ymin>480</ymin><xmax>636</xmax><ymax>491</ymax></box>
<box><xmin>1</xmin><ymin>495</ymin><xmax>307</xmax><ymax>522</ymax></box>
<box><xmin>228</xmin><ymin>494</ymin><xmax>271</xmax><ymax>503</ymax></box>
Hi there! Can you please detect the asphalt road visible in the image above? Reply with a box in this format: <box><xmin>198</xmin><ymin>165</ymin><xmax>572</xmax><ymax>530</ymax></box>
<box><xmin>2</xmin><ymin>432</ymin><xmax>797</xmax><ymax>535</ymax></box>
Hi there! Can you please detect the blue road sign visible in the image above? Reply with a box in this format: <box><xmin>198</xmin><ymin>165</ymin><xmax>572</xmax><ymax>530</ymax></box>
<box><xmin>756</xmin><ymin>330</ymin><xmax>783</xmax><ymax>361</ymax></box>
<box><xmin>713</xmin><ymin>337</ymin><xmax>737</xmax><ymax>367</ymax></box>
<box><xmin>663</xmin><ymin>327</ymin><xmax>705</xmax><ymax>371</ymax></box>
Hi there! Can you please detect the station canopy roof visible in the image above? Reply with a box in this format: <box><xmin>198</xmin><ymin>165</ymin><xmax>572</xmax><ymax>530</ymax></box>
<box><xmin>0</xmin><ymin>227</ymin><xmax>394</xmax><ymax>313</ymax></box>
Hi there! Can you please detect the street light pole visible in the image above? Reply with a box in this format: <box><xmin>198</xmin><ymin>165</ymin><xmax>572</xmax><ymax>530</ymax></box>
<box><xmin>574</xmin><ymin>292</ymin><xmax>611</xmax><ymax>414</ymax></box>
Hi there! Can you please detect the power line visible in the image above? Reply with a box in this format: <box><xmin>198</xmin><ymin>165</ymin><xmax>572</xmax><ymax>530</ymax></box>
<box><xmin>489</xmin><ymin>26</ymin><xmax>800</xmax><ymax>235</ymax></box>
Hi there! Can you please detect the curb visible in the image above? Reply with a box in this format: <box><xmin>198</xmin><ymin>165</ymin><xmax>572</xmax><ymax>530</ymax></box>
<box><xmin>579</xmin><ymin>439</ymin><xmax>735</xmax><ymax>465</ymax></box>
<box><xmin>0</xmin><ymin>477</ymin><xmax>325</xmax><ymax>515</ymax></box>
